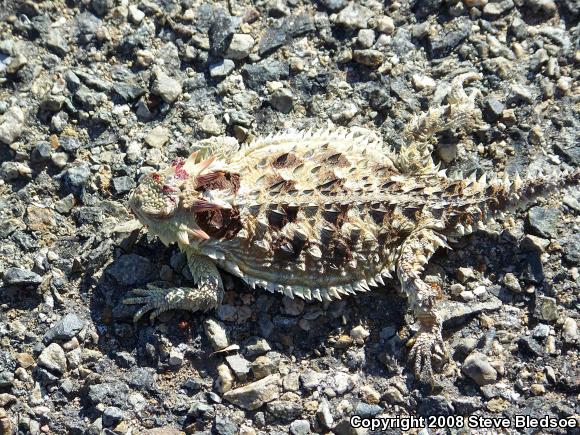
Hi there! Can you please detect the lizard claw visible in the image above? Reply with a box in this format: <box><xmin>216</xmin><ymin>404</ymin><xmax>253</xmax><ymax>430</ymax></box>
<box><xmin>123</xmin><ymin>285</ymin><xmax>170</xmax><ymax>322</ymax></box>
<box><xmin>408</xmin><ymin>328</ymin><xmax>446</xmax><ymax>386</ymax></box>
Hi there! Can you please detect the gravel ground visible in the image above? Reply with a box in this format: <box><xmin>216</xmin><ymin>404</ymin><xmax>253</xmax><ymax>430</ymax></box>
<box><xmin>1</xmin><ymin>0</ymin><xmax>579</xmax><ymax>434</ymax></box>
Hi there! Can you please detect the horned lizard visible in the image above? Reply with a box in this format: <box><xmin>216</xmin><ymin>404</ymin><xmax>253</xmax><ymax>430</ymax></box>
<box><xmin>126</xmin><ymin>72</ymin><xmax>578</xmax><ymax>384</ymax></box>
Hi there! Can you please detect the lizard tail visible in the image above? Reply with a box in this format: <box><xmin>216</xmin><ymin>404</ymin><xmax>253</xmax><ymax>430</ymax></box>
<box><xmin>490</xmin><ymin>166</ymin><xmax>579</xmax><ymax>213</ymax></box>
<box><xmin>445</xmin><ymin>166</ymin><xmax>578</xmax><ymax>237</ymax></box>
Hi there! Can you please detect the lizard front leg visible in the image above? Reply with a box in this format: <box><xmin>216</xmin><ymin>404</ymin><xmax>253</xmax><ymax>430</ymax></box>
<box><xmin>397</xmin><ymin>228</ymin><xmax>448</xmax><ymax>385</ymax></box>
<box><xmin>123</xmin><ymin>253</ymin><xmax>223</xmax><ymax>322</ymax></box>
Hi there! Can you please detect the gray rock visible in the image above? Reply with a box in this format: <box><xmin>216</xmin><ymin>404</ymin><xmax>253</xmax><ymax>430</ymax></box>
<box><xmin>168</xmin><ymin>349</ymin><xmax>184</xmax><ymax>367</ymax></box>
<box><xmin>559</xmin><ymin>233</ymin><xmax>580</xmax><ymax>265</ymax></box>
<box><xmin>300</xmin><ymin>370</ymin><xmax>324</xmax><ymax>391</ymax></box>
<box><xmin>116</xmin><ymin>352</ymin><xmax>136</xmax><ymax>368</ymax></box>
<box><xmin>334</xmin><ymin>418</ymin><xmax>367</xmax><ymax>435</ymax></box>
<box><xmin>64</xmin><ymin>70</ymin><xmax>82</xmax><ymax>92</ymax></box>
<box><xmin>215</xmin><ymin>415</ymin><xmax>238</xmax><ymax>435</ymax></box>
<box><xmin>91</xmin><ymin>0</ymin><xmax>112</xmax><ymax>17</ymax></box>
<box><xmin>188</xmin><ymin>400</ymin><xmax>214</xmax><ymax>418</ymax></box>
<box><xmin>266</xmin><ymin>400</ymin><xmax>302</xmax><ymax>421</ymax></box>
<box><xmin>113</xmin><ymin>83</ymin><xmax>146</xmax><ymax>102</ymax></box>
<box><xmin>290</xmin><ymin>419</ymin><xmax>310</xmax><ymax>435</ymax></box>
<box><xmin>242</xmin><ymin>60</ymin><xmax>289</xmax><ymax>91</ymax></box>
<box><xmin>151</xmin><ymin>69</ymin><xmax>182</xmax><ymax>104</ymax></box>
<box><xmin>417</xmin><ymin>395</ymin><xmax>454</xmax><ymax>416</ymax></box>
<box><xmin>32</xmin><ymin>142</ymin><xmax>52</xmax><ymax>161</ymax></box>
<box><xmin>354</xmin><ymin>402</ymin><xmax>383</xmax><ymax>417</ymax></box>
<box><xmin>209</xmin><ymin>59</ymin><xmax>235</xmax><ymax>78</ymax></box>
<box><xmin>64</xmin><ymin>165</ymin><xmax>91</xmax><ymax>190</ymax></box>
<box><xmin>102</xmin><ymin>406</ymin><xmax>123</xmax><ymax>427</ymax></box>
<box><xmin>521</xmin><ymin>234</ymin><xmax>550</xmax><ymax>253</ymax></box>
<box><xmin>243</xmin><ymin>337</ymin><xmax>271</xmax><ymax>356</ymax></box>
<box><xmin>112</xmin><ymin>176</ymin><xmax>135</xmax><ymax>194</ymax></box>
<box><xmin>225</xmin><ymin>354</ymin><xmax>251</xmax><ymax>381</ymax></box>
<box><xmin>75</xmin><ymin>206</ymin><xmax>104</xmax><ymax>225</ymax></box>
<box><xmin>55</xmin><ymin>194</ymin><xmax>75</xmax><ymax>214</ymax></box>
<box><xmin>0</xmin><ymin>162</ymin><xmax>27</xmax><ymax>181</ymax></box>
<box><xmin>128</xmin><ymin>5</ymin><xmax>145</xmax><ymax>24</ymax></box>
<box><xmin>258</xmin><ymin>24</ymin><xmax>290</xmax><ymax>57</ymax></box>
<box><xmin>428</xmin><ymin>17</ymin><xmax>471</xmax><ymax>58</ymax></box>
<box><xmin>209</xmin><ymin>10</ymin><xmax>235</xmax><ymax>56</ymax></box>
<box><xmin>452</xmin><ymin>395</ymin><xmax>483</xmax><ymax>414</ymax></box>
<box><xmin>527</xmin><ymin>207</ymin><xmax>560</xmax><ymax>238</ymax></box>
<box><xmin>335</xmin><ymin>3</ymin><xmax>373</xmax><ymax>29</ymax></box>
<box><xmin>317</xmin><ymin>399</ymin><xmax>334</xmax><ymax>429</ymax></box>
<box><xmin>0</xmin><ymin>106</ymin><xmax>25</xmax><ymax>145</ymax></box>
<box><xmin>106</xmin><ymin>254</ymin><xmax>153</xmax><ymax>286</ymax></box>
<box><xmin>462</xmin><ymin>352</ymin><xmax>498</xmax><ymax>386</ymax></box>
<box><xmin>251</xmin><ymin>356</ymin><xmax>277</xmax><ymax>380</ymax></box>
<box><xmin>534</xmin><ymin>295</ymin><xmax>558</xmax><ymax>322</ymax></box>
<box><xmin>502</xmin><ymin>272</ymin><xmax>521</xmax><ymax>293</ymax></box>
<box><xmin>269</xmin><ymin>88</ymin><xmax>293</xmax><ymax>113</ymax></box>
<box><xmin>200</xmin><ymin>114</ymin><xmax>223</xmax><ymax>136</ymax></box>
<box><xmin>483</xmin><ymin>0</ymin><xmax>515</xmax><ymax>17</ymax></box>
<box><xmin>320</xmin><ymin>0</ymin><xmax>347</xmax><ymax>11</ymax></box>
<box><xmin>439</xmin><ymin>296</ymin><xmax>502</xmax><ymax>327</ymax></box>
<box><xmin>51</xmin><ymin>111</ymin><xmax>69</xmax><ymax>132</ymax></box>
<box><xmin>413</xmin><ymin>0</ymin><xmax>444</xmax><ymax>19</ymax></box>
<box><xmin>532</xmin><ymin>323</ymin><xmax>550</xmax><ymax>339</ymax></box>
<box><xmin>45</xmin><ymin>29</ymin><xmax>68</xmax><ymax>56</ymax></box>
<box><xmin>125</xmin><ymin>367</ymin><xmax>157</xmax><ymax>390</ymax></box>
<box><xmin>518</xmin><ymin>336</ymin><xmax>544</xmax><ymax>356</ymax></box>
<box><xmin>483</xmin><ymin>97</ymin><xmax>504</xmax><ymax>121</ymax></box>
<box><xmin>353</xmin><ymin>49</ymin><xmax>384</xmax><ymax>67</ymax></box>
<box><xmin>38</xmin><ymin>343</ymin><xmax>67</xmax><ymax>374</ymax></box>
<box><xmin>44</xmin><ymin>314</ymin><xmax>85</xmax><ymax>343</ymax></box>
<box><xmin>59</xmin><ymin>136</ymin><xmax>82</xmax><ymax>153</ymax></box>
<box><xmin>6</xmin><ymin>53</ymin><xmax>27</xmax><ymax>74</ymax></box>
<box><xmin>282</xmin><ymin>372</ymin><xmax>300</xmax><ymax>391</ymax></box>
<box><xmin>223</xmin><ymin>374</ymin><xmax>280</xmax><ymax>410</ymax></box>
<box><xmin>508</xmin><ymin>84</ymin><xmax>534</xmax><ymax>104</ymax></box>
<box><xmin>357</xmin><ymin>29</ymin><xmax>375</xmax><ymax>48</ymax></box>
<box><xmin>257</xmin><ymin>14</ymin><xmax>314</xmax><ymax>56</ymax></box>
<box><xmin>226</xmin><ymin>34</ymin><xmax>254</xmax><ymax>59</ymax></box>
<box><xmin>3</xmin><ymin>268</ymin><xmax>43</xmax><ymax>286</ymax></box>
<box><xmin>509</xmin><ymin>16</ymin><xmax>528</xmax><ymax>40</ymax></box>
<box><xmin>0</xmin><ymin>371</ymin><xmax>14</xmax><ymax>388</ymax></box>
<box><xmin>145</xmin><ymin>126</ymin><xmax>170</xmax><ymax>148</ymax></box>
<box><xmin>562</xmin><ymin>317</ymin><xmax>578</xmax><ymax>344</ymax></box>
<box><xmin>268</xmin><ymin>0</ymin><xmax>290</xmax><ymax>17</ymax></box>
<box><xmin>87</xmin><ymin>382</ymin><xmax>130</xmax><ymax>405</ymax></box>
<box><xmin>331</xmin><ymin>372</ymin><xmax>354</xmax><ymax>395</ymax></box>
<box><xmin>74</xmin><ymin>85</ymin><xmax>105</xmax><ymax>110</ymax></box>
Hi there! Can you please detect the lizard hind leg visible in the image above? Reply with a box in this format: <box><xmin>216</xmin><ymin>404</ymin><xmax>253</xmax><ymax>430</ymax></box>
<box><xmin>123</xmin><ymin>254</ymin><xmax>224</xmax><ymax>322</ymax></box>
<box><xmin>396</xmin><ymin>228</ymin><xmax>448</xmax><ymax>386</ymax></box>
<box><xmin>396</xmin><ymin>71</ymin><xmax>482</xmax><ymax>175</ymax></box>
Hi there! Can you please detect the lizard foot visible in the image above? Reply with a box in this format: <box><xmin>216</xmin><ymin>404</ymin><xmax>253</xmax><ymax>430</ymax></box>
<box><xmin>408</xmin><ymin>326</ymin><xmax>446</xmax><ymax>386</ymax></box>
<box><xmin>123</xmin><ymin>285</ymin><xmax>193</xmax><ymax>322</ymax></box>
<box><xmin>123</xmin><ymin>282</ymin><xmax>221</xmax><ymax>322</ymax></box>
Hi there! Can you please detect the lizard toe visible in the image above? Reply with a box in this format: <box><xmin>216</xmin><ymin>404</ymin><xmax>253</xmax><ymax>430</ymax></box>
<box><xmin>409</xmin><ymin>330</ymin><xmax>447</xmax><ymax>385</ymax></box>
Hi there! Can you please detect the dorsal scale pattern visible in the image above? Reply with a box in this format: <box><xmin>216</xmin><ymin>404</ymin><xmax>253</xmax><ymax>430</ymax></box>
<box><xmin>199</xmin><ymin>128</ymin><xmax>408</xmax><ymax>301</ymax></box>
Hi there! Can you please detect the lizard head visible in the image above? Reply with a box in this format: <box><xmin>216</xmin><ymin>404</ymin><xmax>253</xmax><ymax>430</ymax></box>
<box><xmin>128</xmin><ymin>158</ymin><xmax>188</xmax><ymax>222</ymax></box>
<box><xmin>129</xmin><ymin>153</ymin><xmax>240</xmax><ymax>244</ymax></box>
